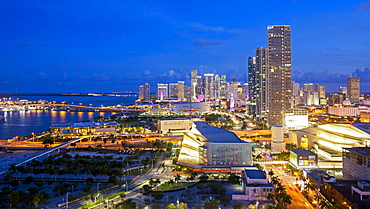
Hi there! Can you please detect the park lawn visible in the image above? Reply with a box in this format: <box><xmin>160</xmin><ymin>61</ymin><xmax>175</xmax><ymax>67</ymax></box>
<box><xmin>154</xmin><ymin>181</ymin><xmax>189</xmax><ymax>191</ymax></box>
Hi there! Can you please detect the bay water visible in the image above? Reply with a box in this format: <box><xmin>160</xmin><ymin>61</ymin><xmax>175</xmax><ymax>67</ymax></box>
<box><xmin>0</xmin><ymin>95</ymin><xmax>137</xmax><ymax>140</ymax></box>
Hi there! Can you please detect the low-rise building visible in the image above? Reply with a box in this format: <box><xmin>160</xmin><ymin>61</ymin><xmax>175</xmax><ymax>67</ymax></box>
<box><xmin>178</xmin><ymin>121</ymin><xmax>253</xmax><ymax>172</ymax></box>
<box><xmin>232</xmin><ymin>169</ymin><xmax>274</xmax><ymax>201</ymax></box>
<box><xmin>155</xmin><ymin>118</ymin><xmax>191</xmax><ymax>133</ymax></box>
<box><xmin>50</xmin><ymin>121</ymin><xmax>119</xmax><ymax>135</ymax></box>
<box><xmin>290</xmin><ymin>149</ymin><xmax>318</xmax><ymax>169</ymax></box>
<box><xmin>321</xmin><ymin>180</ymin><xmax>370</xmax><ymax>209</ymax></box>
<box><xmin>343</xmin><ymin>147</ymin><xmax>370</xmax><ymax>180</ymax></box>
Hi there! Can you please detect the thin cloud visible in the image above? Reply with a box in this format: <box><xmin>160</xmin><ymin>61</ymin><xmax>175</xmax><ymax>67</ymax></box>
<box><xmin>356</xmin><ymin>0</ymin><xmax>370</xmax><ymax>10</ymax></box>
<box><xmin>189</xmin><ymin>23</ymin><xmax>241</xmax><ymax>33</ymax></box>
<box><xmin>193</xmin><ymin>39</ymin><xmax>222</xmax><ymax>47</ymax></box>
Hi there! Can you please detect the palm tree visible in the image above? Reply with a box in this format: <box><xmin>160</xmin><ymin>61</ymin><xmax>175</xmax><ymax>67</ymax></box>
<box><xmin>268</xmin><ymin>170</ymin><xmax>274</xmax><ymax>177</ymax></box>
<box><xmin>267</xmin><ymin>193</ymin><xmax>275</xmax><ymax>204</ymax></box>
<box><xmin>168</xmin><ymin>179</ymin><xmax>175</xmax><ymax>189</ymax></box>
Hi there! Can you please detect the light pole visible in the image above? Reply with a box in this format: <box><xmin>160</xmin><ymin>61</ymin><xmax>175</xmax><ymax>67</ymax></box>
<box><xmin>66</xmin><ymin>192</ymin><xmax>70</xmax><ymax>208</ymax></box>
<box><xmin>97</xmin><ymin>182</ymin><xmax>101</xmax><ymax>201</ymax></box>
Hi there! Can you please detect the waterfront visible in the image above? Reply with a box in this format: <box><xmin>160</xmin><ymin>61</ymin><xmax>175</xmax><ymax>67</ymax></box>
<box><xmin>0</xmin><ymin>96</ymin><xmax>137</xmax><ymax>140</ymax></box>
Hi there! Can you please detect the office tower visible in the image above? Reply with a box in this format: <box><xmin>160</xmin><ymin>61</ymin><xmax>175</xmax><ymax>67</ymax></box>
<box><xmin>267</xmin><ymin>25</ymin><xmax>292</xmax><ymax>126</ymax></box>
<box><xmin>292</xmin><ymin>81</ymin><xmax>300</xmax><ymax>96</ymax></box>
<box><xmin>191</xmin><ymin>69</ymin><xmax>198</xmax><ymax>102</ymax></box>
<box><xmin>177</xmin><ymin>81</ymin><xmax>185</xmax><ymax>101</ymax></box>
<box><xmin>214</xmin><ymin>74</ymin><xmax>221</xmax><ymax>99</ymax></box>
<box><xmin>315</xmin><ymin>84</ymin><xmax>326</xmax><ymax>98</ymax></box>
<box><xmin>237</xmin><ymin>84</ymin><xmax>247</xmax><ymax>100</ymax></box>
<box><xmin>220</xmin><ymin>75</ymin><xmax>227</xmax><ymax>99</ymax></box>
<box><xmin>169</xmin><ymin>83</ymin><xmax>178</xmax><ymax>100</ymax></box>
<box><xmin>328</xmin><ymin>93</ymin><xmax>345</xmax><ymax>105</ymax></box>
<box><xmin>138</xmin><ymin>83</ymin><xmax>150</xmax><ymax>101</ymax></box>
<box><xmin>184</xmin><ymin>86</ymin><xmax>191</xmax><ymax>101</ymax></box>
<box><xmin>303</xmin><ymin>83</ymin><xmax>313</xmax><ymax>92</ymax></box>
<box><xmin>229</xmin><ymin>81</ymin><xmax>239</xmax><ymax>102</ymax></box>
<box><xmin>340</xmin><ymin>86</ymin><xmax>347</xmax><ymax>95</ymax></box>
<box><xmin>138</xmin><ymin>85</ymin><xmax>144</xmax><ymax>101</ymax></box>
<box><xmin>256</xmin><ymin>47</ymin><xmax>269</xmax><ymax>118</ymax></box>
<box><xmin>248</xmin><ymin>56</ymin><xmax>257</xmax><ymax>115</ymax></box>
<box><xmin>196</xmin><ymin>75</ymin><xmax>203</xmax><ymax>100</ymax></box>
<box><xmin>303</xmin><ymin>92</ymin><xmax>319</xmax><ymax>105</ymax></box>
<box><xmin>157</xmin><ymin>83</ymin><xmax>168</xmax><ymax>101</ymax></box>
<box><xmin>204</xmin><ymin>73</ymin><xmax>214</xmax><ymax>101</ymax></box>
<box><xmin>347</xmin><ymin>77</ymin><xmax>360</xmax><ymax>103</ymax></box>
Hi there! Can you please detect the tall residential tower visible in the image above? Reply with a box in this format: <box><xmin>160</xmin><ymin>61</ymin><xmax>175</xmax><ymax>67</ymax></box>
<box><xmin>267</xmin><ymin>25</ymin><xmax>292</xmax><ymax>126</ymax></box>
<box><xmin>347</xmin><ymin>77</ymin><xmax>360</xmax><ymax>103</ymax></box>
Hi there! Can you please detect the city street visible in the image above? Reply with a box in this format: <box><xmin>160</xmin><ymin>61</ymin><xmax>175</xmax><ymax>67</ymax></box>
<box><xmin>264</xmin><ymin>164</ymin><xmax>313</xmax><ymax>209</ymax></box>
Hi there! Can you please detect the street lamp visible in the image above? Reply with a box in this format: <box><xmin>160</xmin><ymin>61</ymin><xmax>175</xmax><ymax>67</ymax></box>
<box><xmin>66</xmin><ymin>192</ymin><xmax>70</xmax><ymax>208</ymax></box>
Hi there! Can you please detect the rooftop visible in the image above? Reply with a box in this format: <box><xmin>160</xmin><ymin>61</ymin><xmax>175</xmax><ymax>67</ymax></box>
<box><xmin>291</xmin><ymin>149</ymin><xmax>316</xmax><ymax>155</ymax></box>
<box><xmin>244</xmin><ymin>170</ymin><xmax>267</xmax><ymax>180</ymax></box>
<box><xmin>193</xmin><ymin>121</ymin><xmax>245</xmax><ymax>143</ymax></box>
<box><xmin>51</xmin><ymin>121</ymin><xmax>119</xmax><ymax>128</ymax></box>
<box><xmin>344</xmin><ymin>147</ymin><xmax>370</xmax><ymax>158</ymax></box>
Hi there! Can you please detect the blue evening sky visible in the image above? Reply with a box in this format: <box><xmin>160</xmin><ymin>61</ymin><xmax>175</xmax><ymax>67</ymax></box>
<box><xmin>0</xmin><ymin>0</ymin><xmax>369</xmax><ymax>93</ymax></box>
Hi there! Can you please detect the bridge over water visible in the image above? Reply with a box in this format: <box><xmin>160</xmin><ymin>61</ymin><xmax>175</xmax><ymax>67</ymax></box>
<box><xmin>24</xmin><ymin>103</ymin><xmax>146</xmax><ymax>112</ymax></box>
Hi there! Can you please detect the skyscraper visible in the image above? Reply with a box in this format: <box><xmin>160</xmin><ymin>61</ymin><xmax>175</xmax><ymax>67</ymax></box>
<box><xmin>138</xmin><ymin>83</ymin><xmax>150</xmax><ymax>101</ymax></box>
<box><xmin>267</xmin><ymin>25</ymin><xmax>292</xmax><ymax>127</ymax></box>
<box><xmin>204</xmin><ymin>73</ymin><xmax>214</xmax><ymax>101</ymax></box>
<box><xmin>157</xmin><ymin>83</ymin><xmax>168</xmax><ymax>101</ymax></box>
<box><xmin>303</xmin><ymin>83</ymin><xmax>313</xmax><ymax>92</ymax></box>
<box><xmin>347</xmin><ymin>77</ymin><xmax>360</xmax><ymax>103</ymax></box>
<box><xmin>191</xmin><ymin>69</ymin><xmax>198</xmax><ymax>102</ymax></box>
<box><xmin>220</xmin><ymin>75</ymin><xmax>227</xmax><ymax>99</ymax></box>
<box><xmin>256</xmin><ymin>47</ymin><xmax>268</xmax><ymax>119</ymax></box>
<box><xmin>178</xmin><ymin>81</ymin><xmax>185</xmax><ymax>101</ymax></box>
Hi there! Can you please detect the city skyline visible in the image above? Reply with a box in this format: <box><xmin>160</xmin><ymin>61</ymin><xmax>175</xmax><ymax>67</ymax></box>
<box><xmin>0</xmin><ymin>1</ymin><xmax>370</xmax><ymax>93</ymax></box>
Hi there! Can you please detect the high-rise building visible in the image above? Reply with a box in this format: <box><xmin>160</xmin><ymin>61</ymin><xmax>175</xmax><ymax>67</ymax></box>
<box><xmin>220</xmin><ymin>75</ymin><xmax>227</xmax><ymax>99</ymax></box>
<box><xmin>303</xmin><ymin>83</ymin><xmax>313</xmax><ymax>92</ymax></box>
<box><xmin>316</xmin><ymin>84</ymin><xmax>326</xmax><ymax>98</ymax></box>
<box><xmin>177</xmin><ymin>81</ymin><xmax>185</xmax><ymax>101</ymax></box>
<box><xmin>169</xmin><ymin>83</ymin><xmax>178</xmax><ymax>100</ymax></box>
<box><xmin>256</xmin><ymin>47</ymin><xmax>268</xmax><ymax>119</ymax></box>
<box><xmin>157</xmin><ymin>83</ymin><xmax>168</xmax><ymax>101</ymax></box>
<box><xmin>248</xmin><ymin>56</ymin><xmax>257</xmax><ymax>115</ymax></box>
<box><xmin>204</xmin><ymin>73</ymin><xmax>214</xmax><ymax>101</ymax></box>
<box><xmin>347</xmin><ymin>77</ymin><xmax>360</xmax><ymax>103</ymax></box>
<box><xmin>292</xmin><ymin>81</ymin><xmax>300</xmax><ymax>96</ymax></box>
<box><xmin>267</xmin><ymin>25</ymin><xmax>292</xmax><ymax>126</ymax></box>
<box><xmin>248</xmin><ymin>47</ymin><xmax>269</xmax><ymax>119</ymax></box>
<box><xmin>214</xmin><ymin>74</ymin><xmax>221</xmax><ymax>100</ymax></box>
<box><xmin>339</xmin><ymin>86</ymin><xmax>347</xmax><ymax>95</ymax></box>
<box><xmin>138</xmin><ymin>83</ymin><xmax>150</xmax><ymax>101</ymax></box>
<box><xmin>191</xmin><ymin>69</ymin><xmax>198</xmax><ymax>102</ymax></box>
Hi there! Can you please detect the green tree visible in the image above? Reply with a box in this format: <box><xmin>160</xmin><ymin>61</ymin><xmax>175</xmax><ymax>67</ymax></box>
<box><xmin>164</xmin><ymin>202</ymin><xmax>176</xmax><ymax>209</ymax></box>
<box><xmin>10</xmin><ymin>190</ymin><xmax>26</xmax><ymax>207</ymax></box>
<box><xmin>204</xmin><ymin>199</ymin><xmax>219</xmax><ymax>209</ymax></box>
<box><xmin>192</xmin><ymin>206</ymin><xmax>202</xmax><ymax>209</ymax></box>
<box><xmin>232</xmin><ymin>202</ymin><xmax>246</xmax><ymax>209</ymax></box>
<box><xmin>178</xmin><ymin>202</ymin><xmax>189</xmax><ymax>209</ymax></box>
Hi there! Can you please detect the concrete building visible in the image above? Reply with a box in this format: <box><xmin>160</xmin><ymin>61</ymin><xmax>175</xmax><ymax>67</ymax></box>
<box><xmin>232</xmin><ymin>169</ymin><xmax>274</xmax><ymax>201</ymax></box>
<box><xmin>157</xmin><ymin>83</ymin><xmax>168</xmax><ymax>101</ymax></box>
<box><xmin>303</xmin><ymin>91</ymin><xmax>319</xmax><ymax>105</ymax></box>
<box><xmin>191</xmin><ymin>69</ymin><xmax>198</xmax><ymax>102</ymax></box>
<box><xmin>328</xmin><ymin>93</ymin><xmax>345</xmax><ymax>105</ymax></box>
<box><xmin>138</xmin><ymin>83</ymin><xmax>150</xmax><ymax>101</ymax></box>
<box><xmin>321</xmin><ymin>180</ymin><xmax>370</xmax><ymax>209</ymax></box>
<box><xmin>290</xmin><ymin>149</ymin><xmax>318</xmax><ymax>169</ymax></box>
<box><xmin>271</xmin><ymin>126</ymin><xmax>286</xmax><ymax>153</ymax></box>
<box><xmin>267</xmin><ymin>25</ymin><xmax>292</xmax><ymax>126</ymax></box>
<box><xmin>155</xmin><ymin>119</ymin><xmax>191</xmax><ymax>133</ymax></box>
<box><xmin>328</xmin><ymin>105</ymin><xmax>369</xmax><ymax>117</ymax></box>
<box><xmin>169</xmin><ymin>83</ymin><xmax>178</xmax><ymax>100</ymax></box>
<box><xmin>178</xmin><ymin>121</ymin><xmax>253</xmax><ymax>171</ymax></box>
<box><xmin>284</xmin><ymin>108</ymin><xmax>309</xmax><ymax>130</ymax></box>
<box><xmin>303</xmin><ymin>83</ymin><xmax>313</xmax><ymax>92</ymax></box>
<box><xmin>177</xmin><ymin>81</ymin><xmax>185</xmax><ymax>101</ymax></box>
<box><xmin>347</xmin><ymin>77</ymin><xmax>360</xmax><ymax>103</ymax></box>
<box><xmin>171</xmin><ymin>102</ymin><xmax>211</xmax><ymax>115</ymax></box>
<box><xmin>204</xmin><ymin>73</ymin><xmax>215</xmax><ymax>101</ymax></box>
<box><xmin>343</xmin><ymin>147</ymin><xmax>370</xmax><ymax>180</ymax></box>
<box><xmin>290</xmin><ymin>123</ymin><xmax>370</xmax><ymax>175</ymax></box>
